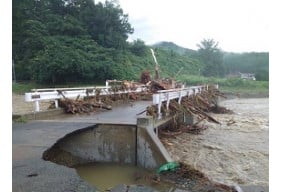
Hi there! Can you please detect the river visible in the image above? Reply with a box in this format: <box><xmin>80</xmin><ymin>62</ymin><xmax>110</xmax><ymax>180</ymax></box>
<box><xmin>162</xmin><ymin>98</ymin><xmax>269</xmax><ymax>187</ymax></box>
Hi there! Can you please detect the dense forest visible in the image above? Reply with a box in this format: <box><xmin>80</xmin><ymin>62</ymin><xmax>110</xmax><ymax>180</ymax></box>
<box><xmin>153</xmin><ymin>41</ymin><xmax>269</xmax><ymax>81</ymax></box>
<box><xmin>12</xmin><ymin>0</ymin><xmax>269</xmax><ymax>85</ymax></box>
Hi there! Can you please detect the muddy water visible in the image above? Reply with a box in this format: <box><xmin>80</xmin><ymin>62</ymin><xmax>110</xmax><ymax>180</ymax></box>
<box><xmin>75</xmin><ymin>163</ymin><xmax>175</xmax><ymax>191</ymax></box>
<box><xmin>163</xmin><ymin>98</ymin><xmax>269</xmax><ymax>187</ymax></box>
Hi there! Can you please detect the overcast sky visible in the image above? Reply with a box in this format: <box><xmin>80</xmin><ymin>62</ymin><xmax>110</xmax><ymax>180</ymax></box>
<box><xmin>99</xmin><ymin>0</ymin><xmax>269</xmax><ymax>52</ymax></box>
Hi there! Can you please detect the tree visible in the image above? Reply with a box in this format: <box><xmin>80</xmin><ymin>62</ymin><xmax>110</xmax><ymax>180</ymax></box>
<box><xmin>129</xmin><ymin>39</ymin><xmax>147</xmax><ymax>56</ymax></box>
<box><xmin>78</xmin><ymin>0</ymin><xmax>134</xmax><ymax>49</ymax></box>
<box><xmin>197</xmin><ymin>39</ymin><xmax>224</xmax><ymax>77</ymax></box>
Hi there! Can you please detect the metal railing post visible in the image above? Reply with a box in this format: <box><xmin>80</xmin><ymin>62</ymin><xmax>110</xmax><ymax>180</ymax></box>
<box><xmin>166</xmin><ymin>92</ymin><xmax>170</xmax><ymax>115</ymax></box>
<box><xmin>157</xmin><ymin>94</ymin><xmax>162</xmax><ymax>119</ymax></box>
<box><xmin>55</xmin><ymin>100</ymin><xmax>59</xmax><ymax>108</ymax></box>
<box><xmin>34</xmin><ymin>100</ymin><xmax>40</xmax><ymax>112</ymax></box>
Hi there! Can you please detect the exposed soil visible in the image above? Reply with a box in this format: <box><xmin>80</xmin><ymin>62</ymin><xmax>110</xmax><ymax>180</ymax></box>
<box><xmin>12</xmin><ymin>93</ymin><xmax>52</xmax><ymax>115</ymax></box>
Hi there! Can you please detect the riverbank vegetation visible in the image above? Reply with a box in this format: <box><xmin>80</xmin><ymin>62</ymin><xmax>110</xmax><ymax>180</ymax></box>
<box><xmin>178</xmin><ymin>75</ymin><xmax>268</xmax><ymax>95</ymax></box>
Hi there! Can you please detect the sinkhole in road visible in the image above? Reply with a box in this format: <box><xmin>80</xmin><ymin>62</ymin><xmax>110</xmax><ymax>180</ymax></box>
<box><xmin>42</xmin><ymin>123</ymin><xmax>240</xmax><ymax>191</ymax></box>
<box><xmin>41</xmin><ymin>123</ymin><xmax>178</xmax><ymax>191</ymax></box>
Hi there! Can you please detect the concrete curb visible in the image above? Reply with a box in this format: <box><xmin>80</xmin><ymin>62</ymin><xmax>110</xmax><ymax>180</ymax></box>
<box><xmin>12</xmin><ymin>108</ymin><xmax>64</xmax><ymax>121</ymax></box>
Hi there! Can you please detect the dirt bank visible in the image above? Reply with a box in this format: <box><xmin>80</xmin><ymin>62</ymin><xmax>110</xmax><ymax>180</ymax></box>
<box><xmin>162</xmin><ymin>98</ymin><xmax>269</xmax><ymax>187</ymax></box>
<box><xmin>12</xmin><ymin>93</ymin><xmax>51</xmax><ymax>115</ymax></box>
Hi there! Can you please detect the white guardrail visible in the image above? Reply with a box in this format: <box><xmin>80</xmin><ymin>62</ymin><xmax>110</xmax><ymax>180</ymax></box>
<box><xmin>25</xmin><ymin>81</ymin><xmax>147</xmax><ymax>112</ymax></box>
<box><xmin>152</xmin><ymin>85</ymin><xmax>218</xmax><ymax>119</ymax></box>
<box><xmin>25</xmin><ymin>80</ymin><xmax>218</xmax><ymax>114</ymax></box>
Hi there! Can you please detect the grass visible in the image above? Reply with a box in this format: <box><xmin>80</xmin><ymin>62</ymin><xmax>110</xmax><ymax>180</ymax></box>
<box><xmin>12</xmin><ymin>82</ymin><xmax>42</xmax><ymax>94</ymax></box>
<box><xmin>178</xmin><ymin>75</ymin><xmax>269</xmax><ymax>95</ymax></box>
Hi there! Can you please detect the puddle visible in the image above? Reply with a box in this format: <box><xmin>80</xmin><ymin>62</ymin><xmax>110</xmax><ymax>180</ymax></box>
<box><xmin>75</xmin><ymin>162</ymin><xmax>176</xmax><ymax>191</ymax></box>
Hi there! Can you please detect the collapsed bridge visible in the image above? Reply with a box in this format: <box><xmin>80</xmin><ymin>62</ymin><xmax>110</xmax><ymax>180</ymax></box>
<box><xmin>25</xmin><ymin>81</ymin><xmax>225</xmax><ymax>169</ymax></box>
<box><xmin>21</xmin><ymin>80</ymin><xmax>242</xmax><ymax>191</ymax></box>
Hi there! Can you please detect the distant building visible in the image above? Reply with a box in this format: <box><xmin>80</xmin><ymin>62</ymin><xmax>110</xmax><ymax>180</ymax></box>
<box><xmin>239</xmin><ymin>72</ymin><xmax>256</xmax><ymax>81</ymax></box>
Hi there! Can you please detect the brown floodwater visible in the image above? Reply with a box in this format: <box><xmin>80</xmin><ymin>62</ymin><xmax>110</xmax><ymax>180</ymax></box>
<box><xmin>75</xmin><ymin>162</ymin><xmax>176</xmax><ymax>191</ymax></box>
<box><xmin>163</xmin><ymin>98</ymin><xmax>269</xmax><ymax>187</ymax></box>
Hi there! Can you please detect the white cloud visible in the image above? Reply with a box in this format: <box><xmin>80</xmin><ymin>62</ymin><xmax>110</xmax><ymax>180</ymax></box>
<box><xmin>119</xmin><ymin>0</ymin><xmax>269</xmax><ymax>52</ymax></box>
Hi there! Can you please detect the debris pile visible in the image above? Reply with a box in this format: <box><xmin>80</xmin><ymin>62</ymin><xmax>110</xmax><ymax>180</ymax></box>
<box><xmin>158</xmin><ymin>162</ymin><xmax>237</xmax><ymax>192</ymax></box>
<box><xmin>146</xmin><ymin>85</ymin><xmax>227</xmax><ymax>120</ymax></box>
<box><xmin>146</xmin><ymin>85</ymin><xmax>233</xmax><ymax>135</ymax></box>
<box><xmin>58</xmin><ymin>98</ymin><xmax>112</xmax><ymax>114</ymax></box>
<box><xmin>55</xmin><ymin>81</ymin><xmax>151</xmax><ymax>114</ymax></box>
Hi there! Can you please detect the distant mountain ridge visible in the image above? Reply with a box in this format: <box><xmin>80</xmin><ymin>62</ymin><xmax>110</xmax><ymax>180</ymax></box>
<box><xmin>151</xmin><ymin>41</ymin><xmax>197</xmax><ymax>56</ymax></box>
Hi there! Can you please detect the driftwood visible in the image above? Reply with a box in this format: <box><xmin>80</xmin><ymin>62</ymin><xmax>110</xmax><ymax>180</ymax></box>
<box><xmin>56</xmin><ymin>88</ymin><xmax>145</xmax><ymax>114</ymax></box>
<box><xmin>159</xmin><ymin>129</ymin><xmax>182</xmax><ymax>138</ymax></box>
<box><xmin>145</xmin><ymin>86</ymin><xmax>233</xmax><ymax>137</ymax></box>
<box><xmin>58</xmin><ymin>98</ymin><xmax>112</xmax><ymax>114</ymax></box>
<box><xmin>56</xmin><ymin>86</ymin><xmax>151</xmax><ymax>115</ymax></box>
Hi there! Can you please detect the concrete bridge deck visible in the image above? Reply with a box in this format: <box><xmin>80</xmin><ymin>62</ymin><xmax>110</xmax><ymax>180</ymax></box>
<box><xmin>12</xmin><ymin>101</ymin><xmax>153</xmax><ymax>192</ymax></box>
<box><xmin>47</xmin><ymin>100</ymin><xmax>152</xmax><ymax>124</ymax></box>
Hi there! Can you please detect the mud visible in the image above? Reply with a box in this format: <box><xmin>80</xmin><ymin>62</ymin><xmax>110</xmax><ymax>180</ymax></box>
<box><xmin>162</xmin><ymin>98</ymin><xmax>269</xmax><ymax>187</ymax></box>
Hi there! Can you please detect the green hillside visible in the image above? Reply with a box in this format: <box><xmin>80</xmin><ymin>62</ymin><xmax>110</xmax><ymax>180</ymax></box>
<box><xmin>153</xmin><ymin>42</ymin><xmax>269</xmax><ymax>81</ymax></box>
<box><xmin>12</xmin><ymin>0</ymin><xmax>268</xmax><ymax>86</ymax></box>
